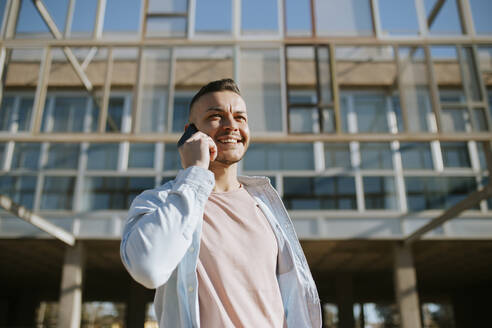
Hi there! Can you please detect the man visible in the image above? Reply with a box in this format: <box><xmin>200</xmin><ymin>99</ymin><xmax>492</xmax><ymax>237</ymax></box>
<box><xmin>120</xmin><ymin>79</ymin><xmax>321</xmax><ymax>327</ymax></box>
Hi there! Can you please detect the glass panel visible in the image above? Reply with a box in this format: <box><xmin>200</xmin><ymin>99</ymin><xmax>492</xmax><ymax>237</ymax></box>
<box><xmin>441</xmin><ymin>108</ymin><xmax>469</xmax><ymax>132</ymax></box>
<box><xmin>324</xmin><ymin>143</ymin><xmax>351</xmax><ymax>169</ymax></box>
<box><xmin>195</xmin><ymin>0</ymin><xmax>232</xmax><ymax>35</ymax></box>
<box><xmin>287</xmin><ymin>47</ymin><xmax>317</xmax><ymax>105</ymax></box>
<box><xmin>0</xmin><ymin>96</ymin><xmax>14</xmax><ymax>131</ymax></box>
<box><xmin>470</xmin><ymin>0</ymin><xmax>492</xmax><ymax>34</ymax></box>
<box><xmin>323</xmin><ymin>303</ymin><xmax>339</xmax><ymax>328</ymax></box>
<box><xmin>424</xmin><ymin>0</ymin><xmax>463</xmax><ymax>35</ymax></box>
<box><xmin>283</xmin><ymin>177</ymin><xmax>357</xmax><ymax>210</ymax></box>
<box><xmin>336</xmin><ymin>46</ymin><xmax>397</xmax><ymax>91</ymax></box>
<box><xmin>318</xmin><ymin>46</ymin><xmax>332</xmax><ymax>105</ymax></box>
<box><xmin>315</xmin><ymin>0</ymin><xmax>373</xmax><ymax>36</ymax></box>
<box><xmin>431</xmin><ymin>46</ymin><xmax>465</xmax><ymax>102</ymax></box>
<box><xmin>172</xmin><ymin>92</ymin><xmax>192</xmax><ymax>133</ymax></box>
<box><xmin>398</xmin><ymin>47</ymin><xmax>433</xmax><ymax>132</ymax></box>
<box><xmin>146</xmin><ymin>17</ymin><xmax>187</xmax><ymax>38</ymax></box>
<box><xmin>363</xmin><ymin>177</ymin><xmax>397</xmax><ymax>210</ymax></box>
<box><xmin>285</xmin><ymin>0</ymin><xmax>312</xmax><ymax>36</ymax></box>
<box><xmin>289</xmin><ymin>108</ymin><xmax>319</xmax><ymax>133</ymax></box>
<box><xmin>45</xmin><ymin>143</ymin><xmax>80</xmax><ymax>169</ymax></box>
<box><xmin>44</xmin><ymin>96</ymin><xmax>87</xmax><ymax>132</ymax></box>
<box><xmin>240</xmin><ymin>49</ymin><xmax>282</xmax><ymax>132</ymax></box>
<box><xmin>106</xmin><ymin>97</ymin><xmax>125</xmax><ymax>132</ymax></box>
<box><xmin>83</xmin><ymin>177</ymin><xmax>154</xmax><ymax>210</ymax></box>
<box><xmin>378</xmin><ymin>0</ymin><xmax>419</xmax><ymax>36</ymax></box>
<box><xmin>71</xmin><ymin>0</ymin><xmax>98</xmax><ymax>38</ymax></box>
<box><xmin>421</xmin><ymin>302</ymin><xmax>456</xmax><ymax>327</ymax></box>
<box><xmin>360</xmin><ymin>143</ymin><xmax>393</xmax><ymax>169</ymax></box>
<box><xmin>163</xmin><ymin>144</ymin><xmax>180</xmax><ymax>170</ymax></box>
<box><xmin>400</xmin><ymin>143</ymin><xmax>433</xmax><ymax>170</ymax></box>
<box><xmin>87</xmin><ymin>143</ymin><xmax>119</xmax><ymax>170</ymax></box>
<box><xmin>405</xmin><ymin>176</ymin><xmax>477</xmax><ymax>211</ymax></box>
<box><xmin>241</xmin><ymin>0</ymin><xmax>278</xmax><ymax>34</ymax></box>
<box><xmin>471</xmin><ymin>108</ymin><xmax>489</xmax><ymax>131</ymax></box>
<box><xmin>0</xmin><ymin>175</ymin><xmax>37</xmax><ymax>209</ymax></box>
<box><xmin>441</xmin><ymin>142</ymin><xmax>471</xmax><ymax>168</ymax></box>
<box><xmin>128</xmin><ymin>143</ymin><xmax>155</xmax><ymax>169</ymax></box>
<box><xmin>41</xmin><ymin>176</ymin><xmax>75</xmax><ymax>210</ymax></box>
<box><xmin>353</xmin><ymin>94</ymin><xmax>389</xmax><ymax>133</ymax></box>
<box><xmin>462</xmin><ymin>47</ymin><xmax>482</xmax><ymax>101</ymax></box>
<box><xmin>139</xmin><ymin>47</ymin><xmax>171</xmax><ymax>132</ymax></box>
<box><xmin>243</xmin><ymin>143</ymin><xmax>315</xmax><ymax>171</ymax></box>
<box><xmin>11</xmin><ymin>143</ymin><xmax>40</xmax><ymax>170</ymax></box>
<box><xmin>103</xmin><ymin>0</ymin><xmax>142</xmax><ymax>39</ymax></box>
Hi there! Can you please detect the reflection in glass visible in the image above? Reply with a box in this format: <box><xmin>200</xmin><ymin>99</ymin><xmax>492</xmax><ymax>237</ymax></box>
<box><xmin>378</xmin><ymin>0</ymin><xmax>419</xmax><ymax>35</ymax></box>
<box><xmin>87</xmin><ymin>143</ymin><xmax>119</xmax><ymax>170</ymax></box>
<box><xmin>285</xmin><ymin>0</ymin><xmax>312</xmax><ymax>36</ymax></box>
<box><xmin>241</xmin><ymin>0</ymin><xmax>278</xmax><ymax>34</ymax></box>
<box><xmin>46</xmin><ymin>143</ymin><xmax>80</xmax><ymax>169</ymax></box>
<box><xmin>441</xmin><ymin>142</ymin><xmax>471</xmax><ymax>168</ymax></box>
<box><xmin>11</xmin><ymin>143</ymin><xmax>40</xmax><ymax>170</ymax></box>
<box><xmin>41</xmin><ymin>177</ymin><xmax>75</xmax><ymax>210</ymax></box>
<box><xmin>315</xmin><ymin>0</ymin><xmax>373</xmax><ymax>36</ymax></box>
<box><xmin>424</xmin><ymin>0</ymin><xmax>463</xmax><ymax>35</ymax></box>
<box><xmin>363</xmin><ymin>177</ymin><xmax>397</xmax><ymax>210</ymax></box>
<box><xmin>405</xmin><ymin>177</ymin><xmax>477</xmax><ymax>210</ymax></box>
<box><xmin>240</xmin><ymin>49</ymin><xmax>282</xmax><ymax>132</ymax></box>
<box><xmin>243</xmin><ymin>143</ymin><xmax>315</xmax><ymax>171</ymax></box>
<box><xmin>140</xmin><ymin>48</ymin><xmax>171</xmax><ymax>132</ymax></box>
<box><xmin>398</xmin><ymin>47</ymin><xmax>433</xmax><ymax>132</ymax></box>
<box><xmin>283</xmin><ymin>176</ymin><xmax>357</xmax><ymax>210</ymax></box>
<box><xmin>400</xmin><ymin>143</ymin><xmax>433</xmax><ymax>170</ymax></box>
<box><xmin>129</xmin><ymin>143</ymin><xmax>155</xmax><ymax>169</ymax></box>
<box><xmin>83</xmin><ymin>177</ymin><xmax>154</xmax><ymax>210</ymax></box>
<box><xmin>0</xmin><ymin>175</ymin><xmax>37</xmax><ymax>209</ymax></box>
<box><xmin>360</xmin><ymin>143</ymin><xmax>393</xmax><ymax>169</ymax></box>
<box><xmin>324</xmin><ymin>143</ymin><xmax>351</xmax><ymax>169</ymax></box>
<box><xmin>289</xmin><ymin>108</ymin><xmax>318</xmax><ymax>133</ymax></box>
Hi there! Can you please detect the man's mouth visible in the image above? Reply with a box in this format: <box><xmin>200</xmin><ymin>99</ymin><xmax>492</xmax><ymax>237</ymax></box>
<box><xmin>216</xmin><ymin>135</ymin><xmax>243</xmax><ymax>144</ymax></box>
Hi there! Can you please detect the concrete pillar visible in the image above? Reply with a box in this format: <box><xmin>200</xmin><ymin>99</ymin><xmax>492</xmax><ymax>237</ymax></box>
<box><xmin>58</xmin><ymin>242</ymin><xmax>84</xmax><ymax>328</ymax></box>
<box><xmin>393</xmin><ymin>243</ymin><xmax>421</xmax><ymax>328</ymax></box>
<box><xmin>335</xmin><ymin>274</ymin><xmax>355</xmax><ymax>328</ymax></box>
<box><xmin>126</xmin><ymin>281</ymin><xmax>147</xmax><ymax>327</ymax></box>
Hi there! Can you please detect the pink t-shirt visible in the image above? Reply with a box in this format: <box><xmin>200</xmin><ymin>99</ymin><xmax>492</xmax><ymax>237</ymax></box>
<box><xmin>197</xmin><ymin>186</ymin><xmax>286</xmax><ymax>328</ymax></box>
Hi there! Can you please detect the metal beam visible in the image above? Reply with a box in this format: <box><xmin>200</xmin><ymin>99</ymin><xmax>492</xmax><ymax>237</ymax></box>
<box><xmin>32</xmin><ymin>0</ymin><xmax>93</xmax><ymax>92</ymax></box>
<box><xmin>404</xmin><ymin>142</ymin><xmax>492</xmax><ymax>244</ymax></box>
<box><xmin>0</xmin><ymin>194</ymin><xmax>76</xmax><ymax>246</ymax></box>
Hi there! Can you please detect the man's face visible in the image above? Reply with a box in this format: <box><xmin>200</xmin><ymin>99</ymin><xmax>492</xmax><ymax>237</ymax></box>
<box><xmin>189</xmin><ymin>91</ymin><xmax>250</xmax><ymax>166</ymax></box>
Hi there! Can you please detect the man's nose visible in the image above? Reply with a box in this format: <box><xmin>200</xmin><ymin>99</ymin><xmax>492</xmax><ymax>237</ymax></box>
<box><xmin>222</xmin><ymin>114</ymin><xmax>238</xmax><ymax>130</ymax></box>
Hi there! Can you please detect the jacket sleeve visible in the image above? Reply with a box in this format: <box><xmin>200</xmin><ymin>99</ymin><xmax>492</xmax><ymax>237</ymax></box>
<box><xmin>120</xmin><ymin>166</ymin><xmax>214</xmax><ymax>289</ymax></box>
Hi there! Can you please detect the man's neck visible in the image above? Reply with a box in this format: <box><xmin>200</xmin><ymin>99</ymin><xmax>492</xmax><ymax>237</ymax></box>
<box><xmin>209</xmin><ymin>162</ymin><xmax>240</xmax><ymax>193</ymax></box>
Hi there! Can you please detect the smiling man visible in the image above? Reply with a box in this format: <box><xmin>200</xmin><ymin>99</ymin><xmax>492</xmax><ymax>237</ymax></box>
<box><xmin>120</xmin><ymin>79</ymin><xmax>321</xmax><ymax>327</ymax></box>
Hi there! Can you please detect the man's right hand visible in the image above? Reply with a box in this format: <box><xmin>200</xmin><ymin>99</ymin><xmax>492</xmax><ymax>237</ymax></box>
<box><xmin>178</xmin><ymin>131</ymin><xmax>217</xmax><ymax>169</ymax></box>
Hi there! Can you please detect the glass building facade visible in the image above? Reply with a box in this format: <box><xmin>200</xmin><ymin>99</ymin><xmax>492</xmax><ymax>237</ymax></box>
<box><xmin>0</xmin><ymin>0</ymin><xmax>491</xmax><ymax>327</ymax></box>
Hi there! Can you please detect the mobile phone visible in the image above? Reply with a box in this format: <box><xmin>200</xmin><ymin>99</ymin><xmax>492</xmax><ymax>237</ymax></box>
<box><xmin>177</xmin><ymin>123</ymin><xmax>199</xmax><ymax>147</ymax></box>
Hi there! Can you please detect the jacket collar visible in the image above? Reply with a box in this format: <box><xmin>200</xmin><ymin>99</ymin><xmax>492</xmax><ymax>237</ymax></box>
<box><xmin>238</xmin><ymin>175</ymin><xmax>271</xmax><ymax>187</ymax></box>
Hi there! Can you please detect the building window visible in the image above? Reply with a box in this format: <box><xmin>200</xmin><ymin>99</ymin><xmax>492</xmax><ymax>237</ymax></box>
<box><xmin>11</xmin><ymin>143</ymin><xmax>40</xmax><ymax>170</ymax></box>
<box><xmin>240</xmin><ymin>48</ymin><xmax>282</xmax><ymax>132</ymax></box>
<box><xmin>45</xmin><ymin>143</ymin><xmax>80</xmax><ymax>169</ymax></box>
<box><xmin>128</xmin><ymin>143</ymin><xmax>155</xmax><ymax>169</ymax></box>
<box><xmin>172</xmin><ymin>91</ymin><xmax>192</xmax><ymax>133</ymax></box>
<box><xmin>103</xmin><ymin>0</ymin><xmax>142</xmax><ymax>39</ymax></box>
<box><xmin>315</xmin><ymin>0</ymin><xmax>373</xmax><ymax>36</ymax></box>
<box><xmin>324</xmin><ymin>143</ymin><xmax>351</xmax><ymax>169</ymax></box>
<box><xmin>243</xmin><ymin>143</ymin><xmax>315</xmax><ymax>171</ymax></box>
<box><xmin>363</xmin><ymin>177</ymin><xmax>397</xmax><ymax>210</ymax></box>
<box><xmin>0</xmin><ymin>95</ymin><xmax>34</xmax><ymax>132</ymax></box>
<box><xmin>41</xmin><ymin>176</ymin><xmax>76</xmax><ymax>210</ymax></box>
<box><xmin>400</xmin><ymin>143</ymin><xmax>433</xmax><ymax>170</ymax></box>
<box><xmin>163</xmin><ymin>144</ymin><xmax>180</xmax><ymax>171</ymax></box>
<box><xmin>360</xmin><ymin>143</ymin><xmax>393</xmax><ymax>169</ymax></box>
<box><xmin>146</xmin><ymin>0</ymin><xmax>188</xmax><ymax>38</ymax></box>
<box><xmin>241</xmin><ymin>0</ymin><xmax>279</xmax><ymax>35</ymax></box>
<box><xmin>441</xmin><ymin>142</ymin><xmax>471</xmax><ymax>168</ymax></box>
<box><xmin>83</xmin><ymin>177</ymin><xmax>154</xmax><ymax>210</ymax></box>
<box><xmin>283</xmin><ymin>176</ymin><xmax>357</xmax><ymax>210</ymax></box>
<box><xmin>0</xmin><ymin>175</ymin><xmax>37</xmax><ymax>209</ymax></box>
<box><xmin>405</xmin><ymin>176</ymin><xmax>477</xmax><ymax>211</ymax></box>
<box><xmin>87</xmin><ymin>143</ymin><xmax>119</xmax><ymax>170</ymax></box>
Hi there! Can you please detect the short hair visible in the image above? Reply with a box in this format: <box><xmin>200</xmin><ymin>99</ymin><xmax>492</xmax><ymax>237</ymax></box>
<box><xmin>189</xmin><ymin>78</ymin><xmax>241</xmax><ymax>114</ymax></box>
